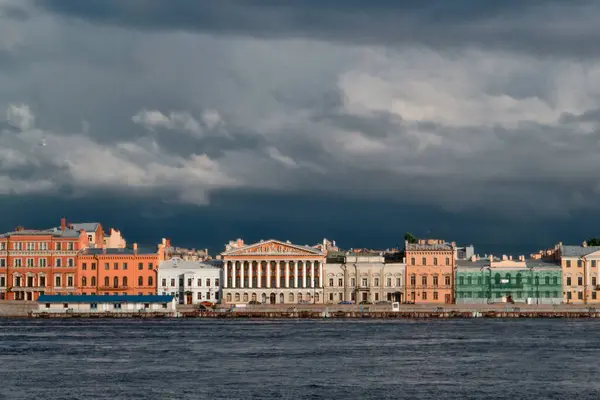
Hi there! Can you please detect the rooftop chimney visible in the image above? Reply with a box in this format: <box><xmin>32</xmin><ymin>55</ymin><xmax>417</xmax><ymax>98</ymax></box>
<box><xmin>509</xmin><ymin>256</ymin><xmax>513</xmax><ymax>261</ymax></box>
<box><xmin>502</xmin><ymin>255</ymin><xmax>508</xmax><ymax>261</ymax></box>
<box><xmin>583</xmin><ymin>241</ymin><xmax>588</xmax><ymax>248</ymax></box>
<box><xmin>60</xmin><ymin>218</ymin><xmax>66</xmax><ymax>231</ymax></box>
<box><xmin>133</xmin><ymin>243</ymin><xmax>138</xmax><ymax>252</ymax></box>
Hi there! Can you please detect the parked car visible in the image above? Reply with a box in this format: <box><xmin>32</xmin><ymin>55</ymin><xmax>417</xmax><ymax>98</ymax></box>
<box><xmin>338</xmin><ymin>301</ymin><xmax>354</xmax><ymax>305</ymax></box>
<box><xmin>200</xmin><ymin>301</ymin><xmax>214</xmax><ymax>308</ymax></box>
<box><xmin>359</xmin><ymin>301</ymin><xmax>373</xmax><ymax>305</ymax></box>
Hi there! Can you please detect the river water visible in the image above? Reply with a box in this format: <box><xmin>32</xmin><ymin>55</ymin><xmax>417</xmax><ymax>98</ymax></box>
<box><xmin>0</xmin><ymin>319</ymin><xmax>598</xmax><ymax>399</ymax></box>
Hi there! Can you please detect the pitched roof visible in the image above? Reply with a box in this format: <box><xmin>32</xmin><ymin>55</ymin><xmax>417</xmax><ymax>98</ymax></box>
<box><xmin>69</xmin><ymin>222</ymin><xmax>101</xmax><ymax>232</ymax></box>
<box><xmin>159</xmin><ymin>258</ymin><xmax>220</xmax><ymax>270</ymax></box>
<box><xmin>81</xmin><ymin>247</ymin><xmax>158</xmax><ymax>256</ymax></box>
<box><xmin>221</xmin><ymin>239</ymin><xmax>325</xmax><ymax>256</ymax></box>
<box><xmin>37</xmin><ymin>295</ymin><xmax>173</xmax><ymax>303</ymax></box>
<box><xmin>0</xmin><ymin>227</ymin><xmax>81</xmax><ymax>238</ymax></box>
<box><xmin>406</xmin><ymin>242</ymin><xmax>453</xmax><ymax>251</ymax></box>
<box><xmin>561</xmin><ymin>245</ymin><xmax>600</xmax><ymax>257</ymax></box>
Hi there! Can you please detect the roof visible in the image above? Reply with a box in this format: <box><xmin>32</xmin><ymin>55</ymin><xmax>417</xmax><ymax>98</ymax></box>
<box><xmin>406</xmin><ymin>242</ymin><xmax>453</xmax><ymax>251</ymax></box>
<box><xmin>81</xmin><ymin>247</ymin><xmax>157</xmax><ymax>256</ymax></box>
<box><xmin>159</xmin><ymin>258</ymin><xmax>220</xmax><ymax>270</ymax></box>
<box><xmin>69</xmin><ymin>222</ymin><xmax>100</xmax><ymax>232</ymax></box>
<box><xmin>456</xmin><ymin>259</ymin><xmax>560</xmax><ymax>270</ymax></box>
<box><xmin>37</xmin><ymin>295</ymin><xmax>174</xmax><ymax>303</ymax></box>
<box><xmin>561</xmin><ymin>245</ymin><xmax>600</xmax><ymax>257</ymax></box>
<box><xmin>0</xmin><ymin>227</ymin><xmax>82</xmax><ymax>238</ymax></box>
<box><xmin>221</xmin><ymin>239</ymin><xmax>325</xmax><ymax>256</ymax></box>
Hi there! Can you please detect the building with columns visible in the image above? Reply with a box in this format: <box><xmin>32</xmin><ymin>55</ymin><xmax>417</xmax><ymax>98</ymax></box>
<box><xmin>221</xmin><ymin>239</ymin><xmax>325</xmax><ymax>304</ymax></box>
<box><xmin>559</xmin><ymin>242</ymin><xmax>600</xmax><ymax>304</ymax></box>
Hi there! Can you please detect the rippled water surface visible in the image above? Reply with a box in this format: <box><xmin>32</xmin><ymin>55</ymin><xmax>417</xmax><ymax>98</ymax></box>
<box><xmin>1</xmin><ymin>319</ymin><xmax>599</xmax><ymax>399</ymax></box>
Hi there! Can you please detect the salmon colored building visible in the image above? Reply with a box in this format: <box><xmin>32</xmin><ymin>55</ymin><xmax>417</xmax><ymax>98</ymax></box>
<box><xmin>405</xmin><ymin>238</ymin><xmax>456</xmax><ymax>304</ymax></box>
<box><xmin>0</xmin><ymin>218</ymin><xmax>89</xmax><ymax>301</ymax></box>
<box><xmin>77</xmin><ymin>242</ymin><xmax>167</xmax><ymax>296</ymax></box>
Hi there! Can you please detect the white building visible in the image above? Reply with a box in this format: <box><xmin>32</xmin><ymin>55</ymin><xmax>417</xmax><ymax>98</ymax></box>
<box><xmin>35</xmin><ymin>295</ymin><xmax>176</xmax><ymax>314</ymax></box>
<box><xmin>158</xmin><ymin>257</ymin><xmax>221</xmax><ymax>305</ymax></box>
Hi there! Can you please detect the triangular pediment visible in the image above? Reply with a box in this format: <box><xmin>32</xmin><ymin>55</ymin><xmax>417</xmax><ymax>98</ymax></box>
<box><xmin>222</xmin><ymin>239</ymin><xmax>324</xmax><ymax>257</ymax></box>
<box><xmin>585</xmin><ymin>250</ymin><xmax>600</xmax><ymax>258</ymax></box>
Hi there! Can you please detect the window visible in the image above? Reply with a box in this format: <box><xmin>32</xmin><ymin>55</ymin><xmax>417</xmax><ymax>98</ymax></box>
<box><xmin>102</xmin><ymin>277</ymin><xmax>108</xmax><ymax>286</ymax></box>
<box><xmin>422</xmin><ymin>257</ymin><xmax>426</xmax><ymax>265</ymax></box>
<box><xmin>433</xmin><ymin>292</ymin><xmax>438</xmax><ymax>300</ymax></box>
<box><xmin>206</xmin><ymin>292</ymin><xmax>211</xmax><ymax>300</ymax></box>
<box><xmin>197</xmin><ymin>279</ymin><xmax>202</xmax><ymax>287</ymax></box>
<box><xmin>433</xmin><ymin>275</ymin><xmax>438</xmax><ymax>286</ymax></box>
<box><xmin>67</xmin><ymin>276</ymin><xmax>73</xmax><ymax>287</ymax></box>
<box><xmin>91</xmin><ymin>263</ymin><xmax>96</xmax><ymax>270</ymax></box>
<box><xmin>0</xmin><ymin>242</ymin><xmax>4</xmax><ymax>250</ymax></box>
<box><xmin>0</xmin><ymin>276</ymin><xmax>5</xmax><ymax>287</ymax></box>
<box><xmin>91</xmin><ymin>277</ymin><xmax>96</xmax><ymax>286</ymax></box>
<box><xmin>578</xmin><ymin>260</ymin><xmax>583</xmax><ymax>268</ymax></box>
<box><xmin>138</xmin><ymin>277</ymin><xmax>143</xmax><ymax>286</ymax></box>
<box><xmin>82</xmin><ymin>263</ymin><xmax>87</xmax><ymax>270</ymax></box>
<box><xmin>411</xmin><ymin>257</ymin><xmax>415</xmax><ymax>265</ymax></box>
<box><xmin>338</xmin><ymin>278</ymin><xmax>343</xmax><ymax>287</ymax></box>
<box><xmin>104</xmin><ymin>263</ymin><xmax>109</xmax><ymax>270</ymax></box>
<box><xmin>26</xmin><ymin>258</ymin><xmax>34</xmax><ymax>267</ymax></box>
<box><xmin>39</xmin><ymin>242</ymin><xmax>47</xmax><ymax>250</ymax></box>
<box><xmin>123</xmin><ymin>277</ymin><xmax>128</xmax><ymax>287</ymax></box>
<box><xmin>433</xmin><ymin>257</ymin><xmax>438</xmax><ymax>266</ymax></box>
<box><xmin>63</xmin><ymin>303</ymin><xmax>69</xmax><ymax>309</ymax></box>
<box><xmin>446</xmin><ymin>258</ymin><xmax>450</xmax><ymax>265</ymax></box>
<box><xmin>215</xmin><ymin>279</ymin><xmax>219</xmax><ymax>287</ymax></box>
<box><xmin>566</xmin><ymin>260</ymin><xmax>571</xmax><ymax>268</ymax></box>
<box><xmin>55</xmin><ymin>243</ymin><xmax>61</xmax><ymax>251</ymax></box>
<box><xmin>374</xmin><ymin>278</ymin><xmax>379</xmax><ymax>287</ymax></box>
<box><xmin>578</xmin><ymin>276</ymin><xmax>583</xmax><ymax>286</ymax></box>
<box><xmin>138</xmin><ymin>263</ymin><xmax>143</xmax><ymax>270</ymax></box>
<box><xmin>197</xmin><ymin>292</ymin><xmax>202</xmax><ymax>300</ymax></box>
<box><xmin>329</xmin><ymin>278</ymin><xmax>334</xmax><ymax>287</ymax></box>
<box><xmin>55</xmin><ymin>276</ymin><xmax>61</xmax><ymax>287</ymax></box>
<box><xmin>578</xmin><ymin>292</ymin><xmax>583</xmax><ymax>300</ymax></box>
<box><xmin>593</xmin><ymin>292</ymin><xmax>597</xmax><ymax>300</ymax></box>
<box><xmin>206</xmin><ymin>279</ymin><xmax>211</xmax><ymax>286</ymax></box>
<box><xmin>421</xmin><ymin>275</ymin><xmax>427</xmax><ymax>286</ymax></box>
<box><xmin>171</xmin><ymin>279</ymin><xmax>175</xmax><ymax>286</ymax></box>
<box><xmin>459</xmin><ymin>276</ymin><xmax>464</xmax><ymax>285</ymax></box>
<box><xmin>422</xmin><ymin>292</ymin><xmax>427</xmax><ymax>300</ymax></box>
<box><xmin>114</xmin><ymin>303</ymin><xmax>122</xmax><ymax>309</ymax></box>
<box><xmin>567</xmin><ymin>277</ymin><xmax>572</xmax><ymax>286</ymax></box>
<box><xmin>467</xmin><ymin>276</ymin><xmax>472</xmax><ymax>285</ymax></box>
<box><xmin>113</xmin><ymin>263</ymin><xmax>118</xmax><ymax>270</ymax></box>
<box><xmin>188</xmin><ymin>278</ymin><xmax>192</xmax><ymax>287</ymax></box>
<box><xmin>26</xmin><ymin>242</ymin><xmax>35</xmax><ymax>251</ymax></box>
<box><xmin>148</xmin><ymin>263</ymin><xmax>153</xmax><ymax>270</ymax></box>
<box><xmin>123</xmin><ymin>263</ymin><xmax>128</xmax><ymax>270</ymax></box>
<box><xmin>593</xmin><ymin>260</ymin><xmax>597</xmax><ymax>268</ymax></box>
<box><xmin>13</xmin><ymin>242</ymin><xmax>22</xmax><ymax>250</ymax></box>
<box><xmin>82</xmin><ymin>277</ymin><xmax>87</xmax><ymax>286</ymax></box>
<box><xmin>0</xmin><ymin>259</ymin><xmax>5</xmax><ymax>267</ymax></box>
<box><xmin>477</xmin><ymin>276</ymin><xmax>483</xmax><ymax>285</ymax></box>
<box><xmin>329</xmin><ymin>293</ymin><xmax>334</xmax><ymax>301</ymax></box>
<box><xmin>553</xmin><ymin>276</ymin><xmax>558</xmax><ymax>285</ymax></box>
<box><xmin>361</xmin><ymin>278</ymin><xmax>368</xmax><ymax>287</ymax></box>
<box><xmin>39</xmin><ymin>258</ymin><xmax>48</xmax><ymax>267</ymax></box>
<box><xmin>545</xmin><ymin>276</ymin><xmax>550</xmax><ymax>285</ymax></box>
<box><xmin>387</xmin><ymin>277</ymin><xmax>392</xmax><ymax>287</ymax></box>
<box><xmin>396</xmin><ymin>278</ymin><xmax>401</xmax><ymax>287</ymax></box>
<box><xmin>410</xmin><ymin>274</ymin><xmax>416</xmax><ymax>286</ymax></box>
<box><xmin>90</xmin><ymin>303</ymin><xmax>97</xmax><ymax>310</ymax></box>
<box><xmin>445</xmin><ymin>276</ymin><xmax>451</xmax><ymax>286</ymax></box>
<box><xmin>351</xmin><ymin>278</ymin><xmax>356</xmax><ymax>287</ymax></box>
<box><xmin>567</xmin><ymin>292</ymin><xmax>572</xmax><ymax>300</ymax></box>
<box><xmin>162</xmin><ymin>278</ymin><xmax>167</xmax><ymax>287</ymax></box>
<box><xmin>67</xmin><ymin>243</ymin><xmax>74</xmax><ymax>251</ymax></box>
<box><xmin>148</xmin><ymin>276</ymin><xmax>153</xmax><ymax>286</ymax></box>
<box><xmin>593</xmin><ymin>277</ymin><xmax>597</xmax><ymax>286</ymax></box>
<box><xmin>14</xmin><ymin>258</ymin><xmax>22</xmax><ymax>267</ymax></box>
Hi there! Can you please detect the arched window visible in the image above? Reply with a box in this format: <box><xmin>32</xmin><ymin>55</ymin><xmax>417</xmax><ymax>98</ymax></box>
<box><xmin>467</xmin><ymin>276</ymin><xmax>472</xmax><ymax>285</ymax></box>
<box><xmin>535</xmin><ymin>276</ymin><xmax>540</xmax><ymax>285</ymax></box>
<box><xmin>243</xmin><ymin>293</ymin><xmax>248</xmax><ymax>302</ymax></box>
<box><xmin>104</xmin><ymin>277</ymin><xmax>109</xmax><ymax>286</ymax></box>
<box><xmin>459</xmin><ymin>276</ymin><xmax>465</xmax><ymax>285</ymax></box>
<box><xmin>445</xmin><ymin>276</ymin><xmax>451</xmax><ymax>286</ymax></box>
<box><xmin>298</xmin><ymin>293</ymin><xmax>303</xmax><ymax>302</ymax></box>
<box><xmin>279</xmin><ymin>293</ymin><xmax>284</xmax><ymax>303</ymax></box>
<box><xmin>477</xmin><ymin>276</ymin><xmax>482</xmax><ymax>285</ymax></box>
<box><xmin>516</xmin><ymin>273</ymin><xmax>522</xmax><ymax>285</ymax></box>
<box><xmin>138</xmin><ymin>276</ymin><xmax>143</xmax><ymax>286</ymax></box>
<box><xmin>91</xmin><ymin>276</ymin><xmax>96</xmax><ymax>286</ymax></box>
<box><xmin>113</xmin><ymin>277</ymin><xmax>118</xmax><ymax>288</ymax></box>
<box><xmin>226</xmin><ymin>293</ymin><xmax>232</xmax><ymax>302</ymax></box>
<box><xmin>544</xmin><ymin>276</ymin><xmax>550</xmax><ymax>285</ymax></box>
<box><xmin>123</xmin><ymin>277</ymin><xmax>128</xmax><ymax>287</ymax></box>
<box><xmin>82</xmin><ymin>277</ymin><xmax>87</xmax><ymax>286</ymax></box>
<box><xmin>494</xmin><ymin>273</ymin><xmax>501</xmax><ymax>284</ymax></box>
<box><xmin>553</xmin><ymin>276</ymin><xmax>558</xmax><ymax>285</ymax></box>
<box><xmin>289</xmin><ymin>293</ymin><xmax>294</xmax><ymax>302</ymax></box>
<box><xmin>314</xmin><ymin>293</ymin><xmax>320</xmax><ymax>302</ymax></box>
<box><xmin>148</xmin><ymin>276</ymin><xmax>153</xmax><ymax>286</ymax></box>
<box><xmin>234</xmin><ymin>293</ymin><xmax>240</xmax><ymax>301</ymax></box>
<box><xmin>505</xmin><ymin>273</ymin><xmax>511</xmax><ymax>283</ymax></box>
<box><xmin>410</xmin><ymin>274</ymin><xmax>416</xmax><ymax>286</ymax></box>
<box><xmin>251</xmin><ymin>293</ymin><xmax>257</xmax><ymax>301</ymax></box>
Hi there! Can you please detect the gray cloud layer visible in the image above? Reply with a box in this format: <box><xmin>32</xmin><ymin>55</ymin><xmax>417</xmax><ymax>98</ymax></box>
<box><xmin>1</xmin><ymin>0</ymin><xmax>600</xmax><ymax>219</ymax></box>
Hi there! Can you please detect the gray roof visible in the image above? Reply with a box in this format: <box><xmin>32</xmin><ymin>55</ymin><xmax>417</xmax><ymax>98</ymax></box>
<box><xmin>0</xmin><ymin>227</ymin><xmax>82</xmax><ymax>238</ymax></box>
<box><xmin>159</xmin><ymin>258</ymin><xmax>220</xmax><ymax>270</ymax></box>
<box><xmin>69</xmin><ymin>222</ymin><xmax>101</xmax><ymax>232</ymax></box>
<box><xmin>456</xmin><ymin>259</ymin><xmax>560</xmax><ymax>270</ymax></box>
<box><xmin>406</xmin><ymin>242</ymin><xmax>453</xmax><ymax>251</ymax></box>
<box><xmin>561</xmin><ymin>245</ymin><xmax>600</xmax><ymax>257</ymax></box>
<box><xmin>81</xmin><ymin>247</ymin><xmax>157</xmax><ymax>255</ymax></box>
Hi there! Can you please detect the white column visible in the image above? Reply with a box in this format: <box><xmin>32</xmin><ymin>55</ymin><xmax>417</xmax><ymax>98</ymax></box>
<box><xmin>318</xmin><ymin>262</ymin><xmax>323</xmax><ymax>288</ymax></box>
<box><xmin>276</xmin><ymin>261</ymin><xmax>281</xmax><ymax>288</ymax></box>
<box><xmin>294</xmin><ymin>262</ymin><xmax>299</xmax><ymax>288</ymax></box>
<box><xmin>223</xmin><ymin>262</ymin><xmax>228</xmax><ymax>288</ymax></box>
<box><xmin>257</xmin><ymin>262</ymin><xmax>262</xmax><ymax>288</ymax></box>
<box><xmin>303</xmin><ymin>262</ymin><xmax>308</xmax><ymax>288</ymax></box>
<box><xmin>248</xmin><ymin>261</ymin><xmax>253</xmax><ymax>289</ymax></box>
<box><xmin>240</xmin><ymin>261</ymin><xmax>245</xmax><ymax>288</ymax></box>
<box><xmin>285</xmin><ymin>261</ymin><xmax>290</xmax><ymax>288</ymax></box>
<box><xmin>267</xmin><ymin>261</ymin><xmax>271</xmax><ymax>288</ymax></box>
<box><xmin>312</xmin><ymin>261</ymin><xmax>316</xmax><ymax>288</ymax></box>
<box><xmin>232</xmin><ymin>262</ymin><xmax>237</xmax><ymax>289</ymax></box>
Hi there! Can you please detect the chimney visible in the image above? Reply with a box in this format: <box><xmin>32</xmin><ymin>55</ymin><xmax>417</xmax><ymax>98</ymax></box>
<box><xmin>470</xmin><ymin>255</ymin><xmax>477</xmax><ymax>262</ymax></box>
<box><xmin>509</xmin><ymin>255</ymin><xmax>513</xmax><ymax>261</ymax></box>
<box><xmin>60</xmin><ymin>218</ymin><xmax>66</xmax><ymax>231</ymax></box>
<box><xmin>502</xmin><ymin>255</ymin><xmax>508</xmax><ymax>261</ymax></box>
<box><xmin>133</xmin><ymin>243</ymin><xmax>138</xmax><ymax>252</ymax></box>
<box><xmin>451</xmin><ymin>241</ymin><xmax>456</xmax><ymax>248</ymax></box>
<box><xmin>583</xmin><ymin>241</ymin><xmax>588</xmax><ymax>248</ymax></box>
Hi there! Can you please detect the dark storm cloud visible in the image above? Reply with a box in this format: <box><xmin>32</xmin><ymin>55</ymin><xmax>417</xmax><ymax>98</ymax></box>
<box><xmin>35</xmin><ymin>0</ymin><xmax>600</xmax><ymax>57</ymax></box>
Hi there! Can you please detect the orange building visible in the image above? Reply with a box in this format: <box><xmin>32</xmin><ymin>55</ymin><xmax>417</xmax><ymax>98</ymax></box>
<box><xmin>405</xmin><ymin>238</ymin><xmax>456</xmax><ymax>304</ymax></box>
<box><xmin>0</xmin><ymin>218</ymin><xmax>89</xmax><ymax>301</ymax></box>
<box><xmin>77</xmin><ymin>242</ymin><xmax>167</xmax><ymax>296</ymax></box>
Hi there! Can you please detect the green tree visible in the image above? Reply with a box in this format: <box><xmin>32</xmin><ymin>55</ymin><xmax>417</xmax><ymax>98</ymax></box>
<box><xmin>587</xmin><ymin>238</ymin><xmax>600</xmax><ymax>246</ymax></box>
<box><xmin>404</xmin><ymin>232</ymin><xmax>418</xmax><ymax>244</ymax></box>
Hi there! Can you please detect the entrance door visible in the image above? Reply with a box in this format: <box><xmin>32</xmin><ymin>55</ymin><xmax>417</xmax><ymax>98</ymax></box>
<box><xmin>270</xmin><ymin>293</ymin><xmax>276</xmax><ymax>304</ymax></box>
<box><xmin>186</xmin><ymin>293</ymin><xmax>192</xmax><ymax>304</ymax></box>
<box><xmin>26</xmin><ymin>292</ymin><xmax>32</xmax><ymax>301</ymax></box>
<box><xmin>444</xmin><ymin>294</ymin><xmax>451</xmax><ymax>304</ymax></box>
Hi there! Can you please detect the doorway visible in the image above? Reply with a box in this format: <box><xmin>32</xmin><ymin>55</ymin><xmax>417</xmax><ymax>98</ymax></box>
<box><xmin>186</xmin><ymin>293</ymin><xmax>192</xmax><ymax>305</ymax></box>
<box><xmin>445</xmin><ymin>294</ymin><xmax>451</xmax><ymax>304</ymax></box>
<box><xmin>270</xmin><ymin>293</ymin><xmax>276</xmax><ymax>304</ymax></box>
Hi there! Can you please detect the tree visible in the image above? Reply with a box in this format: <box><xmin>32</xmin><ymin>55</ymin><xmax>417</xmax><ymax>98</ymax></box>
<box><xmin>404</xmin><ymin>232</ymin><xmax>418</xmax><ymax>244</ymax></box>
<box><xmin>587</xmin><ymin>238</ymin><xmax>600</xmax><ymax>246</ymax></box>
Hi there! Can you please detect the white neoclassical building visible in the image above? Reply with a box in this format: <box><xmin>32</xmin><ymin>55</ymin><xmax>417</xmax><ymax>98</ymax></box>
<box><xmin>157</xmin><ymin>258</ymin><xmax>221</xmax><ymax>305</ymax></box>
<box><xmin>221</xmin><ymin>239</ymin><xmax>326</xmax><ymax>304</ymax></box>
<box><xmin>324</xmin><ymin>252</ymin><xmax>406</xmax><ymax>304</ymax></box>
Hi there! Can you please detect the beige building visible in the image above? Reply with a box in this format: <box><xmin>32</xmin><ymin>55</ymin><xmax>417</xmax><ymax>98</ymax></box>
<box><xmin>324</xmin><ymin>252</ymin><xmax>405</xmax><ymax>304</ymax></box>
<box><xmin>560</xmin><ymin>242</ymin><xmax>600</xmax><ymax>304</ymax></box>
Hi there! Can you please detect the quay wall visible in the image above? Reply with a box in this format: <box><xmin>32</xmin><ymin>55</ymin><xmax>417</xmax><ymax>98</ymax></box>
<box><xmin>0</xmin><ymin>301</ymin><xmax>37</xmax><ymax>317</ymax></box>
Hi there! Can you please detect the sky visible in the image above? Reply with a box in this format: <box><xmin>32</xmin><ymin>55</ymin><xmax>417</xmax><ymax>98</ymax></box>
<box><xmin>1</xmin><ymin>0</ymin><xmax>600</xmax><ymax>256</ymax></box>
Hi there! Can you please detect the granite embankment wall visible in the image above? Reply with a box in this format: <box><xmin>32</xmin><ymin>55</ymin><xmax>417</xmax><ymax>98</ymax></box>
<box><xmin>0</xmin><ymin>301</ymin><xmax>37</xmax><ymax>317</ymax></box>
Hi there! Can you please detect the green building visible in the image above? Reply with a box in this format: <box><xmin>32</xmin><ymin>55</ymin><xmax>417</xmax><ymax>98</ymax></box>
<box><xmin>455</xmin><ymin>257</ymin><xmax>562</xmax><ymax>304</ymax></box>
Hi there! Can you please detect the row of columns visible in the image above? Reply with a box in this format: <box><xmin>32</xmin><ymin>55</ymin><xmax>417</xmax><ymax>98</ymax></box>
<box><xmin>223</xmin><ymin>260</ymin><xmax>323</xmax><ymax>289</ymax></box>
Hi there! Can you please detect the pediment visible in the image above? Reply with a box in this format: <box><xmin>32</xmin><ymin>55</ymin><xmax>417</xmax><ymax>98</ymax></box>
<box><xmin>222</xmin><ymin>239</ymin><xmax>324</xmax><ymax>257</ymax></box>
<box><xmin>585</xmin><ymin>250</ymin><xmax>600</xmax><ymax>258</ymax></box>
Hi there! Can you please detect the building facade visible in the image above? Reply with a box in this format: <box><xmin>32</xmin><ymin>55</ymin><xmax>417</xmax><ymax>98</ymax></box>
<box><xmin>559</xmin><ymin>243</ymin><xmax>600</xmax><ymax>304</ymax></box>
<box><xmin>455</xmin><ymin>256</ymin><xmax>562</xmax><ymax>304</ymax></box>
<box><xmin>36</xmin><ymin>294</ymin><xmax>176</xmax><ymax>314</ymax></box>
<box><xmin>324</xmin><ymin>253</ymin><xmax>405</xmax><ymax>304</ymax></box>
<box><xmin>0</xmin><ymin>218</ymin><xmax>88</xmax><ymax>301</ymax></box>
<box><xmin>77</xmin><ymin>243</ymin><xmax>166</xmax><ymax>296</ymax></box>
<box><xmin>158</xmin><ymin>257</ymin><xmax>221</xmax><ymax>304</ymax></box>
<box><xmin>405</xmin><ymin>239</ymin><xmax>456</xmax><ymax>304</ymax></box>
<box><xmin>221</xmin><ymin>239</ymin><xmax>325</xmax><ymax>304</ymax></box>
